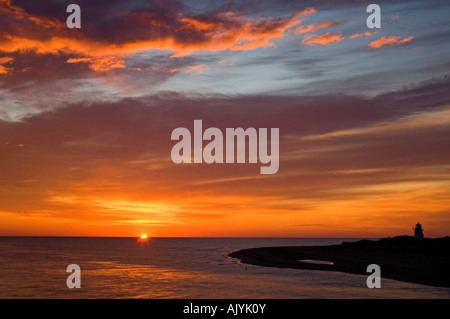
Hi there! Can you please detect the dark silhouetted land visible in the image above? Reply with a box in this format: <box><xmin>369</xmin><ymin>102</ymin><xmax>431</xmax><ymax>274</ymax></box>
<box><xmin>229</xmin><ymin>236</ymin><xmax>450</xmax><ymax>288</ymax></box>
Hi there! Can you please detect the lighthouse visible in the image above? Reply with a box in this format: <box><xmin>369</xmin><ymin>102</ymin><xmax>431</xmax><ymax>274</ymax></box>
<box><xmin>413</xmin><ymin>222</ymin><xmax>424</xmax><ymax>239</ymax></box>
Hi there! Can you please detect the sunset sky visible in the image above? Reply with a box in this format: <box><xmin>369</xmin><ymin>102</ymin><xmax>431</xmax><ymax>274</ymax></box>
<box><xmin>1</xmin><ymin>0</ymin><xmax>449</xmax><ymax>237</ymax></box>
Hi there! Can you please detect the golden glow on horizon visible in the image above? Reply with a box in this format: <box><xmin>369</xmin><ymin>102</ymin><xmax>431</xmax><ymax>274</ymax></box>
<box><xmin>140</xmin><ymin>234</ymin><xmax>148</xmax><ymax>239</ymax></box>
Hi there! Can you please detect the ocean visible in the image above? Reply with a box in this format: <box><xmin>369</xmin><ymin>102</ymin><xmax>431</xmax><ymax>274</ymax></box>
<box><xmin>0</xmin><ymin>237</ymin><xmax>449</xmax><ymax>299</ymax></box>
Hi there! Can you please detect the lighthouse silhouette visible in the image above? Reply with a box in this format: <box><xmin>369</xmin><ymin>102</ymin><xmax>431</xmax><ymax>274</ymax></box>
<box><xmin>413</xmin><ymin>222</ymin><xmax>424</xmax><ymax>239</ymax></box>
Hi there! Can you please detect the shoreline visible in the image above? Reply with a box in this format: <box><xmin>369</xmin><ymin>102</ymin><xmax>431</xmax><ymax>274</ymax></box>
<box><xmin>228</xmin><ymin>236</ymin><xmax>450</xmax><ymax>288</ymax></box>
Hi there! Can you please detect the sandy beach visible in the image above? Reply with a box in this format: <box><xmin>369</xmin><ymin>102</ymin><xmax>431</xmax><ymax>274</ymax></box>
<box><xmin>229</xmin><ymin>236</ymin><xmax>450</xmax><ymax>288</ymax></box>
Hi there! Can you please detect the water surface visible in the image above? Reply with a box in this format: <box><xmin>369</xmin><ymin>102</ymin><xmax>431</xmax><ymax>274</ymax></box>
<box><xmin>1</xmin><ymin>237</ymin><xmax>449</xmax><ymax>298</ymax></box>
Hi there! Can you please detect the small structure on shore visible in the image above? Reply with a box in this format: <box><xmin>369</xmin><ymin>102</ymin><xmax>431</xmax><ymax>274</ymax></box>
<box><xmin>413</xmin><ymin>222</ymin><xmax>424</xmax><ymax>239</ymax></box>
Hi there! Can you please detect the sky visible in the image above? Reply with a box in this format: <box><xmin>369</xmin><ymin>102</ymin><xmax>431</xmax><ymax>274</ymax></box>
<box><xmin>0</xmin><ymin>0</ymin><xmax>449</xmax><ymax>237</ymax></box>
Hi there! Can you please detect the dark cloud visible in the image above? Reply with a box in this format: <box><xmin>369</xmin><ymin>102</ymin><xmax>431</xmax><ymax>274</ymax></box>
<box><xmin>1</xmin><ymin>0</ymin><xmax>309</xmax><ymax>54</ymax></box>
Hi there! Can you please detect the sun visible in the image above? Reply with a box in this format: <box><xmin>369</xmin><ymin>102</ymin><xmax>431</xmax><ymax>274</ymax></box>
<box><xmin>138</xmin><ymin>234</ymin><xmax>149</xmax><ymax>242</ymax></box>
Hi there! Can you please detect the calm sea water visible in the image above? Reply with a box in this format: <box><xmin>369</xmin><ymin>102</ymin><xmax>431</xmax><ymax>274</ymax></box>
<box><xmin>0</xmin><ymin>237</ymin><xmax>449</xmax><ymax>299</ymax></box>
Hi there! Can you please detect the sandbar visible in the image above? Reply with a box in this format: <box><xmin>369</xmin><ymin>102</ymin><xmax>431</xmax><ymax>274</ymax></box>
<box><xmin>228</xmin><ymin>236</ymin><xmax>450</xmax><ymax>288</ymax></box>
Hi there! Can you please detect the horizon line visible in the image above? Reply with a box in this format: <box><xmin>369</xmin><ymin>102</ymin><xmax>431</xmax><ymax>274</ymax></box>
<box><xmin>2</xmin><ymin>235</ymin><xmax>447</xmax><ymax>240</ymax></box>
<box><xmin>0</xmin><ymin>235</ymin><xmax>398</xmax><ymax>239</ymax></box>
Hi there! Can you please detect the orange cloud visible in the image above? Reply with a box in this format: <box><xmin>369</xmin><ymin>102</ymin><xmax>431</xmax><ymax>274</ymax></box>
<box><xmin>230</xmin><ymin>38</ymin><xmax>273</xmax><ymax>51</ymax></box>
<box><xmin>302</xmin><ymin>32</ymin><xmax>344</xmax><ymax>46</ymax></box>
<box><xmin>352</xmin><ymin>33</ymin><xmax>368</xmax><ymax>39</ymax></box>
<box><xmin>348</xmin><ymin>33</ymin><xmax>364</xmax><ymax>39</ymax></box>
<box><xmin>66</xmin><ymin>56</ymin><xmax>126</xmax><ymax>72</ymax></box>
<box><xmin>187</xmin><ymin>64</ymin><xmax>208</xmax><ymax>73</ymax></box>
<box><xmin>294</xmin><ymin>20</ymin><xmax>342</xmax><ymax>34</ymax></box>
<box><xmin>0</xmin><ymin>3</ymin><xmax>317</xmax><ymax>61</ymax></box>
<box><xmin>348</xmin><ymin>31</ymin><xmax>376</xmax><ymax>39</ymax></box>
<box><xmin>369</xmin><ymin>36</ymin><xmax>414</xmax><ymax>48</ymax></box>
<box><xmin>169</xmin><ymin>7</ymin><xmax>316</xmax><ymax>55</ymax></box>
<box><xmin>0</xmin><ymin>56</ymin><xmax>13</xmax><ymax>74</ymax></box>
<box><xmin>171</xmin><ymin>51</ymin><xmax>194</xmax><ymax>58</ymax></box>
<box><xmin>180</xmin><ymin>17</ymin><xmax>218</xmax><ymax>32</ymax></box>
<box><xmin>0</xmin><ymin>0</ymin><xmax>63</xmax><ymax>30</ymax></box>
<box><xmin>0</xmin><ymin>56</ymin><xmax>13</xmax><ymax>64</ymax></box>
<box><xmin>302</xmin><ymin>30</ymin><xmax>376</xmax><ymax>46</ymax></box>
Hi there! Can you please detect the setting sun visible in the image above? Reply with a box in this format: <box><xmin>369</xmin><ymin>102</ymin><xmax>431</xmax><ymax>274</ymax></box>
<box><xmin>140</xmin><ymin>234</ymin><xmax>148</xmax><ymax>239</ymax></box>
